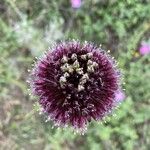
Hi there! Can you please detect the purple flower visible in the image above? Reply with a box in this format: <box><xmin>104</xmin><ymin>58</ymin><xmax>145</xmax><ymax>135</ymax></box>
<box><xmin>30</xmin><ymin>41</ymin><xmax>121</xmax><ymax>133</ymax></box>
<box><xmin>115</xmin><ymin>90</ymin><xmax>125</xmax><ymax>102</ymax></box>
<box><xmin>71</xmin><ymin>0</ymin><xmax>81</xmax><ymax>8</ymax></box>
<box><xmin>139</xmin><ymin>43</ymin><xmax>150</xmax><ymax>55</ymax></box>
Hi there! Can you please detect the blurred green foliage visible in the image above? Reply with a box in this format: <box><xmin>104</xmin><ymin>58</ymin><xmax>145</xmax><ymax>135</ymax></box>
<box><xmin>0</xmin><ymin>0</ymin><xmax>150</xmax><ymax>150</ymax></box>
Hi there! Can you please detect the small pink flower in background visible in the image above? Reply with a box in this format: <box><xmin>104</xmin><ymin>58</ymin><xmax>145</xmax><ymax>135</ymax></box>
<box><xmin>139</xmin><ymin>42</ymin><xmax>150</xmax><ymax>55</ymax></box>
<box><xmin>71</xmin><ymin>0</ymin><xmax>81</xmax><ymax>8</ymax></box>
<box><xmin>115</xmin><ymin>90</ymin><xmax>125</xmax><ymax>102</ymax></box>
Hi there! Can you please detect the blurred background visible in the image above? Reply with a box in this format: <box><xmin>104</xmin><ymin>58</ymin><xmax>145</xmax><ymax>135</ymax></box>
<box><xmin>0</xmin><ymin>0</ymin><xmax>150</xmax><ymax>150</ymax></box>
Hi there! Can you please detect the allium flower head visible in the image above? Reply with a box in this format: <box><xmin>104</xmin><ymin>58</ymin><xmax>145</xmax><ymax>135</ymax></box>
<box><xmin>30</xmin><ymin>40</ymin><xmax>121</xmax><ymax>133</ymax></box>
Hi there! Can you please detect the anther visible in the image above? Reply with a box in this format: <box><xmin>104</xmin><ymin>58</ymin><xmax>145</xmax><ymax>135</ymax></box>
<box><xmin>82</xmin><ymin>73</ymin><xmax>89</xmax><ymax>80</ymax></box>
<box><xmin>64</xmin><ymin>72</ymin><xmax>70</xmax><ymax>78</ymax></box>
<box><xmin>80</xmin><ymin>80</ymin><xmax>87</xmax><ymax>85</ymax></box>
<box><xmin>68</xmin><ymin>65</ymin><xmax>74</xmax><ymax>73</ymax></box>
<box><xmin>72</xmin><ymin>60</ymin><xmax>80</xmax><ymax>69</ymax></box>
<box><xmin>78</xmin><ymin>84</ymin><xmax>85</xmax><ymax>92</ymax></box>
<box><xmin>71</xmin><ymin>53</ymin><xmax>77</xmax><ymax>61</ymax></box>
<box><xmin>92</xmin><ymin>62</ymin><xmax>98</xmax><ymax>68</ymax></box>
<box><xmin>80</xmin><ymin>54</ymin><xmax>87</xmax><ymax>60</ymax></box>
<box><xmin>87</xmin><ymin>66</ymin><xmax>94</xmax><ymax>73</ymax></box>
<box><xmin>87</xmin><ymin>52</ymin><xmax>93</xmax><ymax>58</ymax></box>
<box><xmin>61</xmin><ymin>63</ymin><xmax>69</xmax><ymax>72</ymax></box>
<box><xmin>61</xmin><ymin>56</ymin><xmax>68</xmax><ymax>63</ymax></box>
<box><xmin>59</xmin><ymin>76</ymin><xmax>67</xmax><ymax>84</ymax></box>
<box><xmin>87</xmin><ymin>60</ymin><xmax>93</xmax><ymax>66</ymax></box>
<box><xmin>76</xmin><ymin>68</ymin><xmax>84</xmax><ymax>75</ymax></box>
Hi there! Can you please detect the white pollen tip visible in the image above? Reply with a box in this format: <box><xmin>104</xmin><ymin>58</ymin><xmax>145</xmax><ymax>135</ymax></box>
<box><xmin>87</xmin><ymin>52</ymin><xmax>93</xmax><ymax>58</ymax></box>
<box><xmin>73</xmin><ymin>60</ymin><xmax>80</xmax><ymax>69</ymax></box>
<box><xmin>82</xmin><ymin>73</ymin><xmax>89</xmax><ymax>80</ymax></box>
<box><xmin>64</xmin><ymin>72</ymin><xmax>70</xmax><ymax>77</ymax></box>
<box><xmin>87</xmin><ymin>66</ymin><xmax>94</xmax><ymax>73</ymax></box>
<box><xmin>71</xmin><ymin>53</ymin><xmax>77</xmax><ymax>61</ymax></box>
<box><xmin>80</xmin><ymin>54</ymin><xmax>87</xmax><ymax>60</ymax></box>
<box><xmin>87</xmin><ymin>60</ymin><xmax>93</xmax><ymax>65</ymax></box>
<box><xmin>68</xmin><ymin>66</ymin><xmax>74</xmax><ymax>73</ymax></box>
<box><xmin>78</xmin><ymin>85</ymin><xmax>85</xmax><ymax>92</ymax></box>
<box><xmin>76</xmin><ymin>68</ymin><xmax>83</xmax><ymax>75</ymax></box>
<box><xmin>61</xmin><ymin>56</ymin><xmax>68</xmax><ymax>63</ymax></box>
<box><xmin>59</xmin><ymin>76</ymin><xmax>67</xmax><ymax>83</ymax></box>
<box><xmin>93</xmin><ymin>62</ymin><xmax>98</xmax><ymax>68</ymax></box>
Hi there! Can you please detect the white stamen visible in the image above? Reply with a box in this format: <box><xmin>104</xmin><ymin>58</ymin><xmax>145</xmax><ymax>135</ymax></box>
<box><xmin>80</xmin><ymin>54</ymin><xmax>87</xmax><ymax>60</ymax></box>
<box><xmin>82</xmin><ymin>73</ymin><xmax>89</xmax><ymax>80</ymax></box>
<box><xmin>87</xmin><ymin>60</ymin><xmax>93</xmax><ymax>65</ymax></box>
<box><xmin>71</xmin><ymin>53</ymin><xmax>77</xmax><ymax>61</ymax></box>
<box><xmin>61</xmin><ymin>56</ymin><xmax>68</xmax><ymax>63</ymax></box>
<box><xmin>72</xmin><ymin>60</ymin><xmax>80</xmax><ymax>69</ymax></box>
<box><xmin>76</xmin><ymin>68</ymin><xmax>84</xmax><ymax>75</ymax></box>
<box><xmin>92</xmin><ymin>62</ymin><xmax>98</xmax><ymax>68</ymax></box>
<box><xmin>68</xmin><ymin>65</ymin><xmax>74</xmax><ymax>73</ymax></box>
<box><xmin>87</xmin><ymin>52</ymin><xmax>93</xmax><ymax>58</ymax></box>
<box><xmin>59</xmin><ymin>76</ymin><xmax>67</xmax><ymax>84</ymax></box>
<box><xmin>64</xmin><ymin>72</ymin><xmax>70</xmax><ymax>78</ymax></box>
<box><xmin>87</xmin><ymin>66</ymin><xmax>94</xmax><ymax>73</ymax></box>
<box><xmin>78</xmin><ymin>84</ymin><xmax>85</xmax><ymax>92</ymax></box>
<box><xmin>61</xmin><ymin>63</ymin><xmax>69</xmax><ymax>72</ymax></box>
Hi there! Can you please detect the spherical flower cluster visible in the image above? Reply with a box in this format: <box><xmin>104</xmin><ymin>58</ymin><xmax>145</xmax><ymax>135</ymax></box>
<box><xmin>30</xmin><ymin>41</ymin><xmax>121</xmax><ymax>133</ymax></box>
<box><xmin>115</xmin><ymin>90</ymin><xmax>125</xmax><ymax>102</ymax></box>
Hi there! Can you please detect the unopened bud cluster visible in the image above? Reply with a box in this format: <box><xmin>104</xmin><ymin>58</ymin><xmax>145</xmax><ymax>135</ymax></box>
<box><xmin>59</xmin><ymin>52</ymin><xmax>98</xmax><ymax>93</ymax></box>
